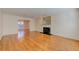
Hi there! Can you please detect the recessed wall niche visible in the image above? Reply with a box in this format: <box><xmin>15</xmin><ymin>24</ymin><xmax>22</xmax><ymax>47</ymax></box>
<box><xmin>43</xmin><ymin>16</ymin><xmax>51</xmax><ymax>25</ymax></box>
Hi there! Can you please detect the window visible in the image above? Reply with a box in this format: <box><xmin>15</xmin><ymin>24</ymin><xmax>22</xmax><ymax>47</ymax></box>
<box><xmin>18</xmin><ymin>21</ymin><xmax>24</xmax><ymax>30</ymax></box>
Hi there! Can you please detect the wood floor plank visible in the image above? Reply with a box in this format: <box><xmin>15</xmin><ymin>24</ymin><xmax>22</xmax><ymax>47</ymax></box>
<box><xmin>0</xmin><ymin>31</ymin><xmax>79</xmax><ymax>51</ymax></box>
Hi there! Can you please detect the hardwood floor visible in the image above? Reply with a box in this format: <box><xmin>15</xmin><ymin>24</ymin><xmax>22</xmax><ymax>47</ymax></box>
<box><xmin>0</xmin><ymin>31</ymin><xmax>79</xmax><ymax>51</ymax></box>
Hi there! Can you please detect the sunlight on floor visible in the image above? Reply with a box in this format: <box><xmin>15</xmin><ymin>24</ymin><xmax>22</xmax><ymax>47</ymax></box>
<box><xmin>18</xmin><ymin>31</ymin><xmax>24</xmax><ymax>39</ymax></box>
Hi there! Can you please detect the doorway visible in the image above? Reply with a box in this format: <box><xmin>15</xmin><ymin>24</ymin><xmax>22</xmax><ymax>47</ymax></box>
<box><xmin>18</xmin><ymin>19</ymin><xmax>30</xmax><ymax>38</ymax></box>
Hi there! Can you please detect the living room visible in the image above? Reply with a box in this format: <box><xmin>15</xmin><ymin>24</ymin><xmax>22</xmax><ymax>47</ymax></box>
<box><xmin>0</xmin><ymin>8</ymin><xmax>79</xmax><ymax>51</ymax></box>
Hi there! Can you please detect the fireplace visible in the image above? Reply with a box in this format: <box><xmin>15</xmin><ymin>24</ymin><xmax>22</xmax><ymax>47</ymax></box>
<box><xmin>43</xmin><ymin>27</ymin><xmax>50</xmax><ymax>35</ymax></box>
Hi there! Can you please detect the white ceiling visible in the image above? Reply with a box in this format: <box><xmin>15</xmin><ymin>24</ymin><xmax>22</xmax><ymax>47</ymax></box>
<box><xmin>1</xmin><ymin>8</ymin><xmax>70</xmax><ymax>17</ymax></box>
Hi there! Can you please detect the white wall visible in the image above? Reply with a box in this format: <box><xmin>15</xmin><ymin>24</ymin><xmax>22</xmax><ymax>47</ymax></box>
<box><xmin>34</xmin><ymin>17</ymin><xmax>43</xmax><ymax>32</ymax></box>
<box><xmin>1</xmin><ymin>13</ymin><xmax>36</xmax><ymax>36</ymax></box>
<box><xmin>2</xmin><ymin>13</ymin><xmax>19</xmax><ymax>36</ymax></box>
<box><xmin>76</xmin><ymin>10</ymin><xmax>79</xmax><ymax>39</ymax></box>
<box><xmin>29</xmin><ymin>18</ymin><xmax>36</xmax><ymax>31</ymax></box>
<box><xmin>29</xmin><ymin>9</ymin><xmax>79</xmax><ymax>40</ymax></box>
<box><xmin>0</xmin><ymin>9</ymin><xmax>79</xmax><ymax>40</ymax></box>
<box><xmin>0</xmin><ymin>10</ymin><xmax>3</xmax><ymax>38</ymax></box>
<box><xmin>51</xmin><ymin>9</ymin><xmax>79</xmax><ymax>39</ymax></box>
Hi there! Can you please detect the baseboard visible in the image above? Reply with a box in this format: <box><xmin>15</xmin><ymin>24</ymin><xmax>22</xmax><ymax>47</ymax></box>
<box><xmin>39</xmin><ymin>32</ymin><xmax>78</xmax><ymax>40</ymax></box>
<box><xmin>52</xmin><ymin>34</ymin><xmax>79</xmax><ymax>41</ymax></box>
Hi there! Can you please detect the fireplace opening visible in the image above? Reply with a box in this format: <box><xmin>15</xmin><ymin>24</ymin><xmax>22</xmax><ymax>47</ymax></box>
<box><xmin>43</xmin><ymin>27</ymin><xmax>50</xmax><ymax>35</ymax></box>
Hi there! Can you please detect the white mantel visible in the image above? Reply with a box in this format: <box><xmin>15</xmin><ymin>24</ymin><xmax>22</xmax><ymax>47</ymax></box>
<box><xmin>42</xmin><ymin>25</ymin><xmax>51</xmax><ymax>27</ymax></box>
